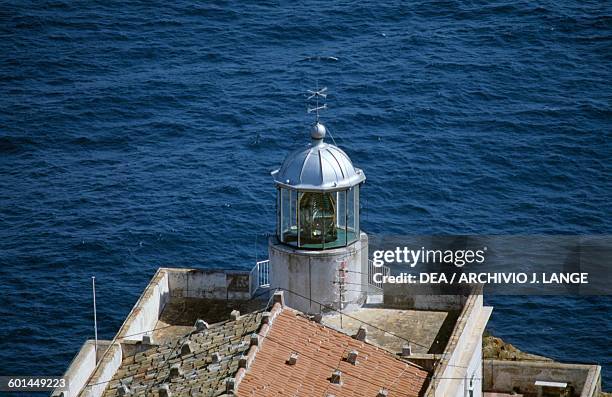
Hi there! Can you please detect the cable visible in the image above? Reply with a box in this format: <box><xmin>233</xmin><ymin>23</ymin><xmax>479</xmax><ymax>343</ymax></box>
<box><xmin>81</xmin><ymin>257</ymin><xmax>471</xmax><ymax>393</ymax></box>
<box><xmin>142</xmin><ymin>328</ymin><xmax>190</xmax><ymax>397</ymax></box>
<box><xmin>325</xmin><ymin>123</ymin><xmax>340</xmax><ymax>146</ymax></box>
<box><xmin>256</xmin><ymin>328</ymin><xmax>430</xmax><ymax>386</ymax></box>
<box><xmin>81</xmin><ymin>289</ymin><xmax>278</xmax><ymax>391</ymax></box>
<box><xmin>255</xmin><ymin>328</ymin><xmax>484</xmax><ymax>392</ymax></box>
<box><xmin>82</xmin><ymin>289</ymin><xmax>276</xmax><ymax>390</ymax></box>
<box><xmin>79</xmin><ymin>295</ymin><xmax>475</xmax><ymax>395</ymax></box>
<box><xmin>273</xmin><ymin>287</ymin><xmax>432</xmax><ymax>351</ymax></box>
<box><xmin>272</xmin><ymin>287</ymin><xmax>472</xmax><ymax>370</ymax></box>
<box><xmin>82</xmin><ymin>309</ymin><xmax>270</xmax><ymax>391</ymax></box>
<box><xmin>382</xmin><ymin>362</ymin><xmax>412</xmax><ymax>393</ymax></box>
<box><xmin>322</xmin><ymin>345</ymin><xmax>350</xmax><ymax>396</ymax></box>
<box><xmin>83</xmin><ymin>280</ymin><xmax>469</xmax><ymax>395</ymax></box>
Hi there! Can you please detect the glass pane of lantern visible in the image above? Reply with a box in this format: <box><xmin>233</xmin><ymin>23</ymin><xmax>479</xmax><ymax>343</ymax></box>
<box><xmin>281</xmin><ymin>188</ymin><xmax>298</xmax><ymax>245</ymax></box>
<box><xmin>347</xmin><ymin>187</ymin><xmax>356</xmax><ymax>243</ymax></box>
<box><xmin>299</xmin><ymin>192</ymin><xmax>336</xmax><ymax>248</ymax></box>
<box><xmin>354</xmin><ymin>184</ymin><xmax>360</xmax><ymax>237</ymax></box>
<box><xmin>297</xmin><ymin>191</ymin><xmax>302</xmax><ymax>246</ymax></box>
<box><xmin>336</xmin><ymin>190</ymin><xmax>346</xmax><ymax>228</ymax></box>
<box><xmin>276</xmin><ymin>188</ymin><xmax>280</xmax><ymax>238</ymax></box>
<box><xmin>281</xmin><ymin>188</ymin><xmax>289</xmax><ymax>243</ymax></box>
<box><xmin>336</xmin><ymin>190</ymin><xmax>347</xmax><ymax>247</ymax></box>
<box><xmin>289</xmin><ymin>189</ymin><xmax>297</xmax><ymax>241</ymax></box>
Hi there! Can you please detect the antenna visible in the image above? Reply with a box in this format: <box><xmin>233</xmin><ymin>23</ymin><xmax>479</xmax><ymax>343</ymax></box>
<box><xmin>307</xmin><ymin>85</ymin><xmax>327</xmax><ymax>122</ymax></box>
<box><xmin>92</xmin><ymin>276</ymin><xmax>98</xmax><ymax>363</ymax></box>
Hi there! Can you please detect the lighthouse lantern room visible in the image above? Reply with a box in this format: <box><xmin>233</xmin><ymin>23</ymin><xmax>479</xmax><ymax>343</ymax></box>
<box><xmin>269</xmin><ymin>110</ymin><xmax>369</xmax><ymax>314</ymax></box>
<box><xmin>272</xmin><ymin>122</ymin><xmax>365</xmax><ymax>249</ymax></box>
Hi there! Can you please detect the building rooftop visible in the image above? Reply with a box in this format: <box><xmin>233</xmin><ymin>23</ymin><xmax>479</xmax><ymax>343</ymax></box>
<box><xmin>98</xmin><ymin>301</ymin><xmax>430</xmax><ymax>397</ymax></box>
<box><xmin>238</xmin><ymin>308</ymin><xmax>429</xmax><ymax>397</ymax></box>
<box><xmin>153</xmin><ymin>297</ymin><xmax>265</xmax><ymax>344</ymax></box>
<box><xmin>102</xmin><ymin>310</ymin><xmax>264</xmax><ymax>397</ymax></box>
<box><xmin>56</xmin><ymin>268</ymin><xmax>516</xmax><ymax>397</ymax></box>
<box><xmin>322</xmin><ymin>307</ymin><xmax>458</xmax><ymax>356</ymax></box>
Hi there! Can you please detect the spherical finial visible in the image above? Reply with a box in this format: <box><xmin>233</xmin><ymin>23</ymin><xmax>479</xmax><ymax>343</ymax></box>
<box><xmin>311</xmin><ymin>122</ymin><xmax>326</xmax><ymax>141</ymax></box>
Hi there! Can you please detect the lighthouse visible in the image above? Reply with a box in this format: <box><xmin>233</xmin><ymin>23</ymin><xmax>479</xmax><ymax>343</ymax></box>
<box><xmin>269</xmin><ymin>114</ymin><xmax>368</xmax><ymax>314</ymax></box>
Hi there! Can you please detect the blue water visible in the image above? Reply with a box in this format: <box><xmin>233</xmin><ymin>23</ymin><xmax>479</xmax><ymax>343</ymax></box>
<box><xmin>1</xmin><ymin>0</ymin><xmax>610</xmax><ymax>391</ymax></box>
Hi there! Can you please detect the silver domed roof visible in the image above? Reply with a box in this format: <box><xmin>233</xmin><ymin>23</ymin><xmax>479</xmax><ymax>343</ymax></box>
<box><xmin>272</xmin><ymin>123</ymin><xmax>365</xmax><ymax>191</ymax></box>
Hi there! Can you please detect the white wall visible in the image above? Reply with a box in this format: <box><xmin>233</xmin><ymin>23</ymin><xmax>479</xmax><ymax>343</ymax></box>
<box><xmin>268</xmin><ymin>233</ymin><xmax>367</xmax><ymax>314</ymax></box>
<box><xmin>85</xmin><ymin>344</ymin><xmax>122</xmax><ymax>397</ymax></box>
<box><xmin>167</xmin><ymin>268</ymin><xmax>251</xmax><ymax>300</ymax></box>
<box><xmin>426</xmin><ymin>294</ymin><xmax>492</xmax><ymax>397</ymax></box>
<box><xmin>450</xmin><ymin>339</ymin><xmax>483</xmax><ymax>397</ymax></box>
<box><xmin>53</xmin><ymin>340</ymin><xmax>109</xmax><ymax>397</ymax></box>
<box><xmin>116</xmin><ymin>269</ymin><xmax>169</xmax><ymax>341</ymax></box>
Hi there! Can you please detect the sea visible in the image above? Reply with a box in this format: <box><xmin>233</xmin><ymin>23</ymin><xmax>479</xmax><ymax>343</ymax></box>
<box><xmin>0</xmin><ymin>0</ymin><xmax>610</xmax><ymax>392</ymax></box>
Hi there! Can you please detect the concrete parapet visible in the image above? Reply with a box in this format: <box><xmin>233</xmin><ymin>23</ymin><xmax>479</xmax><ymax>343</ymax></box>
<box><xmin>61</xmin><ymin>267</ymin><xmax>263</xmax><ymax>397</ymax></box>
<box><xmin>52</xmin><ymin>339</ymin><xmax>111</xmax><ymax>397</ymax></box>
<box><xmin>115</xmin><ymin>268</ymin><xmax>170</xmax><ymax>342</ymax></box>
<box><xmin>167</xmin><ymin>268</ymin><xmax>251</xmax><ymax>300</ymax></box>
<box><xmin>483</xmin><ymin>359</ymin><xmax>602</xmax><ymax>397</ymax></box>
<box><xmin>84</xmin><ymin>343</ymin><xmax>122</xmax><ymax>397</ymax></box>
<box><xmin>424</xmin><ymin>293</ymin><xmax>492</xmax><ymax>397</ymax></box>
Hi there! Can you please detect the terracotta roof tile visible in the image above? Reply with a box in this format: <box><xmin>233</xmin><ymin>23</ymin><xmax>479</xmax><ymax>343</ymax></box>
<box><xmin>237</xmin><ymin>309</ymin><xmax>429</xmax><ymax>397</ymax></box>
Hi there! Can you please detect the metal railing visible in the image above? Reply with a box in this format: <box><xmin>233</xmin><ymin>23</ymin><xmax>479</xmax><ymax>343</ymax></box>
<box><xmin>250</xmin><ymin>259</ymin><xmax>270</xmax><ymax>295</ymax></box>
<box><xmin>368</xmin><ymin>259</ymin><xmax>390</xmax><ymax>290</ymax></box>
<box><xmin>257</xmin><ymin>260</ymin><xmax>270</xmax><ymax>288</ymax></box>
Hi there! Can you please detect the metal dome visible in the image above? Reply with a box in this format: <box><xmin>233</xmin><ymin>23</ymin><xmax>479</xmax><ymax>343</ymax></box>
<box><xmin>272</xmin><ymin>123</ymin><xmax>366</xmax><ymax>192</ymax></box>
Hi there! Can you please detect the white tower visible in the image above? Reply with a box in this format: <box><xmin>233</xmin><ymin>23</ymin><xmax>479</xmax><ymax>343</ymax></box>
<box><xmin>269</xmin><ymin>118</ymin><xmax>368</xmax><ymax>314</ymax></box>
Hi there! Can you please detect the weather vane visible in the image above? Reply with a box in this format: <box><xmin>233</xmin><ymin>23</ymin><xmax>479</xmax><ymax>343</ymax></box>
<box><xmin>307</xmin><ymin>86</ymin><xmax>327</xmax><ymax>122</ymax></box>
